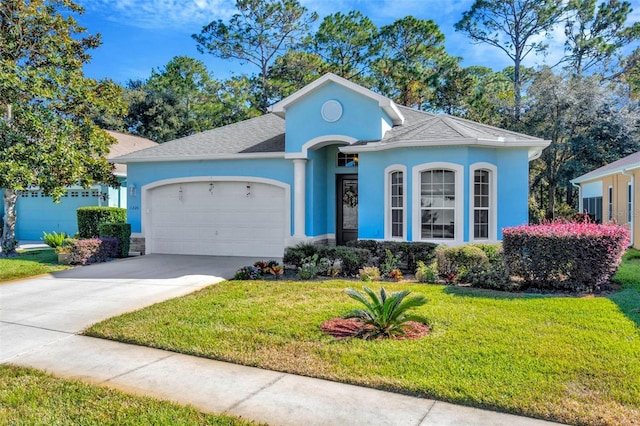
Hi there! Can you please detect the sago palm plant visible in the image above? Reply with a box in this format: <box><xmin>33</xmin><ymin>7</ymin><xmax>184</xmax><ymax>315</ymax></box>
<box><xmin>343</xmin><ymin>286</ymin><xmax>427</xmax><ymax>339</ymax></box>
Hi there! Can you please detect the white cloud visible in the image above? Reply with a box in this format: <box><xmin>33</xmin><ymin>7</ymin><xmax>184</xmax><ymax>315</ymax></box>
<box><xmin>77</xmin><ymin>0</ymin><xmax>237</xmax><ymax>30</ymax></box>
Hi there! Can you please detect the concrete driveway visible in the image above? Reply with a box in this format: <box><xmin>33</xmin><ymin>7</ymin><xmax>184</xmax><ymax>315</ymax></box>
<box><xmin>0</xmin><ymin>254</ymin><xmax>260</xmax><ymax>362</ymax></box>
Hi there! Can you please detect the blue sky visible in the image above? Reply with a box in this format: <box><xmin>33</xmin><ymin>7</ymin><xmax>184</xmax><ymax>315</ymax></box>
<box><xmin>73</xmin><ymin>0</ymin><xmax>639</xmax><ymax>84</ymax></box>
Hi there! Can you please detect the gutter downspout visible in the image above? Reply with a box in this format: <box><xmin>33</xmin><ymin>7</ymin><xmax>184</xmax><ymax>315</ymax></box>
<box><xmin>622</xmin><ymin>169</ymin><xmax>634</xmax><ymax>247</ymax></box>
<box><xmin>571</xmin><ymin>181</ymin><xmax>582</xmax><ymax>214</ymax></box>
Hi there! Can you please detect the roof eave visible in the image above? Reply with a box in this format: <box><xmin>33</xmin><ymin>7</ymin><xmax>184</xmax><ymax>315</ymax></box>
<box><xmin>571</xmin><ymin>163</ymin><xmax>640</xmax><ymax>184</ymax></box>
<box><xmin>110</xmin><ymin>152</ymin><xmax>286</xmax><ymax>164</ymax></box>
<box><xmin>339</xmin><ymin>138</ymin><xmax>550</xmax><ymax>153</ymax></box>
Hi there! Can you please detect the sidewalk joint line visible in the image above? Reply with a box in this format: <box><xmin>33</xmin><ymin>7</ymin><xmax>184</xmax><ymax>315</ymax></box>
<box><xmin>224</xmin><ymin>373</ymin><xmax>286</xmax><ymax>413</ymax></box>
<box><xmin>417</xmin><ymin>399</ymin><xmax>437</xmax><ymax>425</ymax></box>
<box><xmin>101</xmin><ymin>352</ymin><xmax>176</xmax><ymax>384</ymax></box>
<box><xmin>0</xmin><ymin>320</ymin><xmax>74</xmax><ymax>335</ymax></box>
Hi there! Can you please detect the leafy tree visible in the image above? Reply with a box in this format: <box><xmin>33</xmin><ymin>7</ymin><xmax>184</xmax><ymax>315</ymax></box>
<box><xmin>460</xmin><ymin>66</ymin><xmax>515</xmax><ymax>126</ymax></box>
<box><xmin>269</xmin><ymin>50</ymin><xmax>330</xmax><ymax>99</ymax></box>
<box><xmin>125</xmin><ymin>82</ymin><xmax>185</xmax><ymax>143</ymax></box>
<box><xmin>455</xmin><ymin>0</ymin><xmax>563</xmax><ymax>121</ymax></box>
<box><xmin>0</xmin><ymin>0</ymin><xmax>125</xmax><ymax>256</ymax></box>
<box><xmin>193</xmin><ymin>0</ymin><xmax>317</xmax><ymax>113</ymax></box>
<box><xmin>147</xmin><ymin>56</ymin><xmax>220</xmax><ymax>135</ymax></box>
<box><xmin>311</xmin><ymin>10</ymin><xmax>380</xmax><ymax>81</ymax></box>
<box><xmin>372</xmin><ymin>16</ymin><xmax>457</xmax><ymax>109</ymax></box>
<box><xmin>525</xmin><ymin>68</ymin><xmax>639</xmax><ymax>217</ymax></box>
<box><xmin>562</xmin><ymin>0</ymin><xmax>640</xmax><ymax>76</ymax></box>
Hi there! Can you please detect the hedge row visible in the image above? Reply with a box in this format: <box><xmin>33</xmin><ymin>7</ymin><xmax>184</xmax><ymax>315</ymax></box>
<box><xmin>346</xmin><ymin>240</ymin><xmax>438</xmax><ymax>272</ymax></box>
<box><xmin>77</xmin><ymin>207</ymin><xmax>126</xmax><ymax>238</ymax></box>
<box><xmin>98</xmin><ymin>223</ymin><xmax>131</xmax><ymax>258</ymax></box>
<box><xmin>69</xmin><ymin>237</ymin><xmax>119</xmax><ymax>265</ymax></box>
<box><xmin>284</xmin><ymin>240</ymin><xmax>439</xmax><ymax>277</ymax></box>
<box><xmin>502</xmin><ymin>222</ymin><xmax>629</xmax><ymax>292</ymax></box>
<box><xmin>283</xmin><ymin>244</ymin><xmax>371</xmax><ymax>276</ymax></box>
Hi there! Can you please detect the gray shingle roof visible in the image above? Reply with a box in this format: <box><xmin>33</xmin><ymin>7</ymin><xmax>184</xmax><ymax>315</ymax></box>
<box><xmin>112</xmin><ymin>97</ymin><xmax>546</xmax><ymax>163</ymax></box>
<box><xmin>572</xmin><ymin>151</ymin><xmax>640</xmax><ymax>183</ymax></box>
<box><xmin>113</xmin><ymin>114</ymin><xmax>285</xmax><ymax>162</ymax></box>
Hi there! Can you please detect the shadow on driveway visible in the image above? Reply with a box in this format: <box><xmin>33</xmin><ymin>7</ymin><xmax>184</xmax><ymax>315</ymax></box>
<box><xmin>50</xmin><ymin>254</ymin><xmax>269</xmax><ymax>281</ymax></box>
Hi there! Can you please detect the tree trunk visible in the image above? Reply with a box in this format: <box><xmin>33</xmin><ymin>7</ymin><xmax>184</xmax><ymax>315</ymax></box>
<box><xmin>1</xmin><ymin>188</ymin><xmax>18</xmax><ymax>257</ymax></box>
<box><xmin>513</xmin><ymin>54</ymin><xmax>522</xmax><ymax>122</ymax></box>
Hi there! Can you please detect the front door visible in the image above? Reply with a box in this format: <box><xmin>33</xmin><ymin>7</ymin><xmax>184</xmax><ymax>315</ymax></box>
<box><xmin>336</xmin><ymin>174</ymin><xmax>358</xmax><ymax>245</ymax></box>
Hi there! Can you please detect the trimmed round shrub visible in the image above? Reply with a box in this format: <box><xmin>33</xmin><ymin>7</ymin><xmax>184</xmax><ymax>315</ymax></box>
<box><xmin>98</xmin><ymin>223</ymin><xmax>131</xmax><ymax>258</ymax></box>
<box><xmin>77</xmin><ymin>207</ymin><xmax>126</xmax><ymax>238</ymax></box>
<box><xmin>502</xmin><ymin>222</ymin><xmax>630</xmax><ymax>292</ymax></box>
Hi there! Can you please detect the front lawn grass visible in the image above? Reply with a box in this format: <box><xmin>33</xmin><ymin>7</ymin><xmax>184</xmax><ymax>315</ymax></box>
<box><xmin>0</xmin><ymin>248</ymin><xmax>70</xmax><ymax>282</ymax></box>
<box><xmin>0</xmin><ymin>365</ymin><xmax>257</xmax><ymax>425</ymax></box>
<box><xmin>86</xmin><ymin>251</ymin><xmax>640</xmax><ymax>426</ymax></box>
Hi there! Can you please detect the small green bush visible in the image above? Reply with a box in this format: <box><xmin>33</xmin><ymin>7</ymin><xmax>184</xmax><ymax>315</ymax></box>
<box><xmin>415</xmin><ymin>260</ymin><xmax>437</xmax><ymax>283</ymax></box>
<box><xmin>358</xmin><ymin>266</ymin><xmax>381</xmax><ymax>282</ymax></box>
<box><xmin>298</xmin><ymin>254</ymin><xmax>319</xmax><ymax>280</ymax></box>
<box><xmin>436</xmin><ymin>245</ymin><xmax>489</xmax><ymax>283</ymax></box>
<box><xmin>98</xmin><ymin>223</ymin><xmax>131</xmax><ymax>258</ymax></box>
<box><xmin>234</xmin><ymin>265</ymin><xmax>261</xmax><ymax>280</ymax></box>
<box><xmin>42</xmin><ymin>231</ymin><xmax>67</xmax><ymax>249</ymax></box>
<box><xmin>379</xmin><ymin>249</ymin><xmax>400</xmax><ymax>277</ymax></box>
<box><xmin>77</xmin><ymin>207</ymin><xmax>126</xmax><ymax>238</ymax></box>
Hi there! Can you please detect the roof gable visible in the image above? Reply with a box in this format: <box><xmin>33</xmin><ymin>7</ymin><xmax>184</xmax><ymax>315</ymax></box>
<box><xmin>270</xmin><ymin>73</ymin><xmax>405</xmax><ymax>126</ymax></box>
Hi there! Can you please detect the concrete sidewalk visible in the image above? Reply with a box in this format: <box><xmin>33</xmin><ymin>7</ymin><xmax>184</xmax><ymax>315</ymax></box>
<box><xmin>1</xmin><ymin>255</ymin><xmax>563</xmax><ymax>425</ymax></box>
<box><xmin>5</xmin><ymin>334</ymin><xmax>560</xmax><ymax>426</ymax></box>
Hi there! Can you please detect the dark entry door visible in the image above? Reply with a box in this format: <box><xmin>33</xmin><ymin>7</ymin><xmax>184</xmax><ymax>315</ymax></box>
<box><xmin>336</xmin><ymin>174</ymin><xmax>358</xmax><ymax>245</ymax></box>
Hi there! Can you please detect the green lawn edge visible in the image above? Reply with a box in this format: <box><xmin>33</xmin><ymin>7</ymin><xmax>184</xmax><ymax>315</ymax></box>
<box><xmin>0</xmin><ymin>364</ymin><xmax>259</xmax><ymax>425</ymax></box>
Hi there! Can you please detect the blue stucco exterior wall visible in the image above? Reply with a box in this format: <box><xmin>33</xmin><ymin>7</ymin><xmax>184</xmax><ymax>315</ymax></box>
<box><xmin>1</xmin><ymin>188</ymin><xmax>109</xmax><ymax>240</ymax></box>
<box><xmin>357</xmin><ymin>146</ymin><xmax>530</xmax><ymax>241</ymax></box>
<box><xmin>126</xmin><ymin>158</ymin><xmax>294</xmax><ymax>234</ymax></box>
<box><xmin>284</xmin><ymin>81</ymin><xmax>392</xmax><ymax>153</ymax></box>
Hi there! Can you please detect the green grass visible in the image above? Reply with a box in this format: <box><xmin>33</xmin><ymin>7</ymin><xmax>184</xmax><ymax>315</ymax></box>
<box><xmin>86</xmin><ymin>251</ymin><xmax>640</xmax><ymax>426</ymax></box>
<box><xmin>0</xmin><ymin>365</ymin><xmax>257</xmax><ymax>425</ymax></box>
<box><xmin>0</xmin><ymin>249</ymin><xmax>70</xmax><ymax>282</ymax></box>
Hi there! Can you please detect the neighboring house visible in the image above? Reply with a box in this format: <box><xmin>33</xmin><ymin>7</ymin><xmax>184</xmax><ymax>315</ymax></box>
<box><xmin>0</xmin><ymin>131</ymin><xmax>157</xmax><ymax>240</ymax></box>
<box><xmin>113</xmin><ymin>73</ymin><xmax>549</xmax><ymax>257</ymax></box>
<box><xmin>571</xmin><ymin>151</ymin><xmax>640</xmax><ymax>248</ymax></box>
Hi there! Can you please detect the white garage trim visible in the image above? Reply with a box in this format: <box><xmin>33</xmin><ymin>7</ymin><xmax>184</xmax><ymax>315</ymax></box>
<box><xmin>141</xmin><ymin>176</ymin><xmax>291</xmax><ymax>256</ymax></box>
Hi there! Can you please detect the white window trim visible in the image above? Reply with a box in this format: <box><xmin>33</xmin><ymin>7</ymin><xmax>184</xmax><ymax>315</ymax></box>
<box><xmin>384</xmin><ymin>164</ymin><xmax>407</xmax><ymax>240</ymax></box>
<box><xmin>469</xmin><ymin>162</ymin><xmax>498</xmax><ymax>242</ymax></box>
<box><xmin>412</xmin><ymin>162</ymin><xmax>464</xmax><ymax>244</ymax></box>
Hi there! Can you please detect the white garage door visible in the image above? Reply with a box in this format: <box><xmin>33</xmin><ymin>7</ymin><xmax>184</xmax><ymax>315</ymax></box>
<box><xmin>148</xmin><ymin>181</ymin><xmax>286</xmax><ymax>257</ymax></box>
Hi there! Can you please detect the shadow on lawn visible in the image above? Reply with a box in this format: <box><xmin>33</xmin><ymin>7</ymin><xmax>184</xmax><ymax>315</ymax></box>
<box><xmin>442</xmin><ymin>282</ymin><xmax>640</xmax><ymax>328</ymax></box>
<box><xmin>608</xmin><ymin>290</ymin><xmax>640</xmax><ymax>328</ymax></box>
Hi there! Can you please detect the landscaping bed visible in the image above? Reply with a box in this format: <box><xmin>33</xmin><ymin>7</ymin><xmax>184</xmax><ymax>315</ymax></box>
<box><xmin>86</xmin><ymin>250</ymin><xmax>640</xmax><ymax>426</ymax></box>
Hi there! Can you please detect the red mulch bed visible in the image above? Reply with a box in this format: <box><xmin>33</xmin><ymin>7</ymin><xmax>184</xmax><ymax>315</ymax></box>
<box><xmin>320</xmin><ymin>317</ymin><xmax>430</xmax><ymax>340</ymax></box>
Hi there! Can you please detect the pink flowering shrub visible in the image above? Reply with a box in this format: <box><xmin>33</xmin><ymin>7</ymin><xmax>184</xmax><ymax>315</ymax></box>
<box><xmin>502</xmin><ymin>222</ymin><xmax>630</xmax><ymax>292</ymax></box>
<box><xmin>69</xmin><ymin>237</ymin><xmax>119</xmax><ymax>265</ymax></box>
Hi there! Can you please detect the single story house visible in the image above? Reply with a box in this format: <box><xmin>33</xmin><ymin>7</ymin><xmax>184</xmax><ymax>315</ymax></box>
<box><xmin>571</xmin><ymin>151</ymin><xmax>640</xmax><ymax>248</ymax></box>
<box><xmin>113</xmin><ymin>73</ymin><xmax>549</xmax><ymax>257</ymax></box>
<box><xmin>0</xmin><ymin>131</ymin><xmax>157</xmax><ymax>240</ymax></box>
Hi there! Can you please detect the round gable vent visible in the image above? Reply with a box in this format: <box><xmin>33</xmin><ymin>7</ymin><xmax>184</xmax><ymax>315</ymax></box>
<box><xmin>321</xmin><ymin>100</ymin><xmax>343</xmax><ymax>122</ymax></box>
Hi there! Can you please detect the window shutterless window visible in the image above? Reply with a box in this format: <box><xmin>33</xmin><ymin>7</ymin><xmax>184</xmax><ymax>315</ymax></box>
<box><xmin>420</xmin><ymin>169</ymin><xmax>455</xmax><ymax>239</ymax></box>
<box><xmin>473</xmin><ymin>169</ymin><xmax>490</xmax><ymax>239</ymax></box>
<box><xmin>390</xmin><ymin>171</ymin><xmax>404</xmax><ymax>238</ymax></box>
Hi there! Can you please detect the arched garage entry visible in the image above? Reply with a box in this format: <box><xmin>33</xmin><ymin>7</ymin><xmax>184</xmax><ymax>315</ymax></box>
<box><xmin>142</xmin><ymin>177</ymin><xmax>290</xmax><ymax>257</ymax></box>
